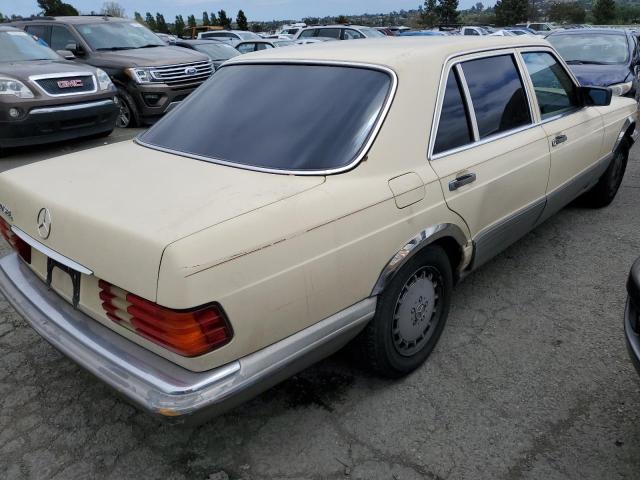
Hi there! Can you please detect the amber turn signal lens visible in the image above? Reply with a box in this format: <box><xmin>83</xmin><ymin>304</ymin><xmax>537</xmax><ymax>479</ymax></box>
<box><xmin>98</xmin><ymin>280</ymin><xmax>232</xmax><ymax>357</ymax></box>
<box><xmin>0</xmin><ymin>217</ymin><xmax>31</xmax><ymax>264</ymax></box>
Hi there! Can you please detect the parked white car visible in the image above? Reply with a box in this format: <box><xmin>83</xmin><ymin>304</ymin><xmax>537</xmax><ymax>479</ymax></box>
<box><xmin>0</xmin><ymin>37</ymin><xmax>636</xmax><ymax>423</ymax></box>
<box><xmin>294</xmin><ymin>24</ymin><xmax>385</xmax><ymax>40</ymax></box>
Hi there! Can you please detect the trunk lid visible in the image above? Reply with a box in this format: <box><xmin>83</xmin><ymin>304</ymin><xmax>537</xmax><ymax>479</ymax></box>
<box><xmin>0</xmin><ymin>141</ymin><xmax>325</xmax><ymax>300</ymax></box>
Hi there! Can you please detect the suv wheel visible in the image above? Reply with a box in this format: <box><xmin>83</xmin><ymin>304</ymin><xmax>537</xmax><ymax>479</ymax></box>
<box><xmin>359</xmin><ymin>245</ymin><xmax>453</xmax><ymax>378</ymax></box>
<box><xmin>116</xmin><ymin>89</ymin><xmax>138</xmax><ymax>128</ymax></box>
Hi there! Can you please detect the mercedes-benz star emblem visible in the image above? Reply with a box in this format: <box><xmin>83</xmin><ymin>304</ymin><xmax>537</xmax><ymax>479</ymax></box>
<box><xmin>37</xmin><ymin>208</ymin><xmax>52</xmax><ymax>240</ymax></box>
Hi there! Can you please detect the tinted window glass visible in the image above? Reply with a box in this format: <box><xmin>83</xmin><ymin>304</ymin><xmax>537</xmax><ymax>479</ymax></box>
<box><xmin>0</xmin><ymin>30</ymin><xmax>58</xmax><ymax>62</ymax></box>
<box><xmin>299</xmin><ymin>29</ymin><xmax>316</xmax><ymax>38</ymax></box>
<box><xmin>343</xmin><ymin>29</ymin><xmax>364</xmax><ymax>40</ymax></box>
<box><xmin>236</xmin><ymin>43</ymin><xmax>255</xmax><ymax>53</ymax></box>
<box><xmin>318</xmin><ymin>28</ymin><xmax>341</xmax><ymax>39</ymax></box>
<box><xmin>434</xmin><ymin>69</ymin><xmax>473</xmax><ymax>154</ymax></box>
<box><xmin>140</xmin><ymin>64</ymin><xmax>391</xmax><ymax>172</ymax></box>
<box><xmin>50</xmin><ymin>26</ymin><xmax>77</xmax><ymax>51</ymax></box>
<box><xmin>462</xmin><ymin>55</ymin><xmax>531</xmax><ymax>138</ymax></box>
<box><xmin>522</xmin><ymin>52</ymin><xmax>579</xmax><ymax>119</ymax></box>
<box><xmin>25</xmin><ymin>25</ymin><xmax>48</xmax><ymax>42</ymax></box>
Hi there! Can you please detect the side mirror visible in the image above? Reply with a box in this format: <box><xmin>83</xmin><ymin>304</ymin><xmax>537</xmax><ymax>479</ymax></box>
<box><xmin>65</xmin><ymin>42</ymin><xmax>84</xmax><ymax>56</ymax></box>
<box><xmin>580</xmin><ymin>86</ymin><xmax>612</xmax><ymax>107</ymax></box>
<box><xmin>56</xmin><ymin>49</ymin><xmax>75</xmax><ymax>60</ymax></box>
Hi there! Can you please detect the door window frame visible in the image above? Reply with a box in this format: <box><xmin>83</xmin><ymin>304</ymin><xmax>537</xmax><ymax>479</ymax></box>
<box><xmin>429</xmin><ymin>46</ymin><xmax>582</xmax><ymax>161</ymax></box>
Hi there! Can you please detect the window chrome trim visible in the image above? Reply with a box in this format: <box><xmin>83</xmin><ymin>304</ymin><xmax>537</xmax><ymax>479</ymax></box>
<box><xmin>428</xmin><ymin>45</ymin><xmax>583</xmax><ymax>161</ymax></box>
<box><xmin>28</xmin><ymin>71</ymin><xmax>98</xmax><ymax>98</ymax></box>
<box><xmin>455</xmin><ymin>64</ymin><xmax>480</xmax><ymax>141</ymax></box>
<box><xmin>135</xmin><ymin>59</ymin><xmax>398</xmax><ymax>176</ymax></box>
<box><xmin>11</xmin><ymin>226</ymin><xmax>93</xmax><ymax>275</ymax></box>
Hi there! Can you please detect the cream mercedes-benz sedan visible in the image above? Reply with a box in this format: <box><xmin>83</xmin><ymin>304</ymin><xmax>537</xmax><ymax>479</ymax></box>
<box><xmin>0</xmin><ymin>37</ymin><xmax>637</xmax><ymax>423</ymax></box>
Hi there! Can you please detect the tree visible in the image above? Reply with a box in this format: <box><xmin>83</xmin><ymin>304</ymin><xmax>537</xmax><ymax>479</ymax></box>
<box><xmin>0</xmin><ymin>12</ymin><xmax>5</xmax><ymax>22</ymax></box>
<box><xmin>592</xmin><ymin>0</ymin><xmax>615</xmax><ymax>24</ymax></box>
<box><xmin>218</xmin><ymin>10</ymin><xmax>232</xmax><ymax>29</ymax></box>
<box><xmin>421</xmin><ymin>0</ymin><xmax>439</xmax><ymax>27</ymax></box>
<box><xmin>155</xmin><ymin>13</ymin><xmax>169</xmax><ymax>33</ymax></box>
<box><xmin>548</xmin><ymin>2</ymin><xmax>586</xmax><ymax>23</ymax></box>
<box><xmin>475</xmin><ymin>2</ymin><xmax>484</xmax><ymax>12</ymax></box>
<box><xmin>438</xmin><ymin>0</ymin><xmax>459</xmax><ymax>24</ymax></box>
<box><xmin>134</xmin><ymin>11</ymin><xmax>144</xmax><ymax>24</ymax></box>
<box><xmin>173</xmin><ymin>15</ymin><xmax>186</xmax><ymax>37</ymax></box>
<box><xmin>236</xmin><ymin>10</ymin><xmax>248</xmax><ymax>30</ymax></box>
<box><xmin>210</xmin><ymin>12</ymin><xmax>219</xmax><ymax>26</ymax></box>
<box><xmin>494</xmin><ymin>0</ymin><xmax>527</xmax><ymax>26</ymax></box>
<box><xmin>336</xmin><ymin>15</ymin><xmax>349</xmax><ymax>24</ymax></box>
<box><xmin>37</xmin><ymin>0</ymin><xmax>79</xmax><ymax>16</ymax></box>
<box><xmin>202</xmin><ymin>11</ymin><xmax>210</xmax><ymax>26</ymax></box>
<box><xmin>145</xmin><ymin>12</ymin><xmax>157</xmax><ymax>30</ymax></box>
<box><xmin>187</xmin><ymin>15</ymin><xmax>197</xmax><ymax>29</ymax></box>
<box><xmin>101</xmin><ymin>1</ymin><xmax>124</xmax><ymax>17</ymax></box>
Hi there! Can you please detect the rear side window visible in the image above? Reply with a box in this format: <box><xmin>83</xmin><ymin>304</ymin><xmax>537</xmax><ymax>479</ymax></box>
<box><xmin>461</xmin><ymin>55</ymin><xmax>531</xmax><ymax>138</ymax></box>
<box><xmin>299</xmin><ymin>29</ymin><xmax>317</xmax><ymax>38</ymax></box>
<box><xmin>434</xmin><ymin>69</ymin><xmax>473</xmax><ymax>154</ymax></box>
<box><xmin>318</xmin><ymin>28</ymin><xmax>341</xmax><ymax>39</ymax></box>
<box><xmin>139</xmin><ymin>64</ymin><xmax>392</xmax><ymax>172</ymax></box>
<box><xmin>522</xmin><ymin>52</ymin><xmax>579</xmax><ymax>119</ymax></box>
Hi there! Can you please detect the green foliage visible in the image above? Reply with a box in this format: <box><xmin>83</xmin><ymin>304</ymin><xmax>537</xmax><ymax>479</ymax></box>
<box><xmin>421</xmin><ymin>0</ymin><xmax>459</xmax><ymax>27</ymax></box>
<box><xmin>592</xmin><ymin>0</ymin><xmax>616</xmax><ymax>24</ymax></box>
<box><xmin>155</xmin><ymin>13</ymin><xmax>169</xmax><ymax>33</ymax></box>
<box><xmin>218</xmin><ymin>10</ymin><xmax>232</xmax><ymax>29</ymax></box>
<box><xmin>439</xmin><ymin>0</ymin><xmax>460</xmax><ymax>23</ymax></box>
<box><xmin>173</xmin><ymin>15</ymin><xmax>185</xmax><ymax>37</ymax></box>
<box><xmin>210</xmin><ymin>12</ymin><xmax>219</xmax><ymax>26</ymax></box>
<box><xmin>187</xmin><ymin>14</ymin><xmax>197</xmax><ymax>29</ymax></box>
<box><xmin>202</xmin><ymin>11</ymin><xmax>210</xmax><ymax>26</ymax></box>
<box><xmin>336</xmin><ymin>15</ymin><xmax>349</xmax><ymax>24</ymax></box>
<box><xmin>134</xmin><ymin>11</ymin><xmax>144</xmax><ymax>24</ymax></box>
<box><xmin>145</xmin><ymin>12</ymin><xmax>157</xmax><ymax>31</ymax></box>
<box><xmin>421</xmin><ymin>0</ymin><xmax>439</xmax><ymax>27</ymax></box>
<box><xmin>37</xmin><ymin>0</ymin><xmax>79</xmax><ymax>16</ymax></box>
<box><xmin>0</xmin><ymin>12</ymin><xmax>5</xmax><ymax>22</ymax></box>
<box><xmin>236</xmin><ymin>10</ymin><xmax>248</xmax><ymax>30</ymax></box>
<box><xmin>548</xmin><ymin>2</ymin><xmax>586</xmax><ymax>23</ymax></box>
<box><xmin>494</xmin><ymin>0</ymin><xmax>527</xmax><ymax>26</ymax></box>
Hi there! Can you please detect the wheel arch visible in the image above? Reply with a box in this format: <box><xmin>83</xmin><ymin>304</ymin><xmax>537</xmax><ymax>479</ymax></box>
<box><xmin>614</xmin><ymin>116</ymin><xmax>637</xmax><ymax>154</ymax></box>
<box><xmin>371</xmin><ymin>223</ymin><xmax>469</xmax><ymax>296</ymax></box>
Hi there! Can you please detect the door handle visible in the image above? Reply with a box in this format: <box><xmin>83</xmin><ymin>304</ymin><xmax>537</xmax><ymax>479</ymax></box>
<box><xmin>449</xmin><ymin>172</ymin><xmax>477</xmax><ymax>191</ymax></box>
<box><xmin>552</xmin><ymin>134</ymin><xmax>568</xmax><ymax>147</ymax></box>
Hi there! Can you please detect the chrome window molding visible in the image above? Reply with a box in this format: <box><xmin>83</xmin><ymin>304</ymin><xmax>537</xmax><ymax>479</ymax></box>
<box><xmin>136</xmin><ymin>59</ymin><xmax>399</xmax><ymax>176</ymax></box>
<box><xmin>28</xmin><ymin>71</ymin><xmax>98</xmax><ymax>98</ymax></box>
<box><xmin>455</xmin><ymin>64</ymin><xmax>480</xmax><ymax>141</ymax></box>
<box><xmin>428</xmin><ymin>45</ymin><xmax>583</xmax><ymax>162</ymax></box>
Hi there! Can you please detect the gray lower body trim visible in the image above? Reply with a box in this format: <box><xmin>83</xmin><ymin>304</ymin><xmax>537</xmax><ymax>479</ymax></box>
<box><xmin>536</xmin><ymin>153</ymin><xmax>613</xmax><ymax>226</ymax></box>
<box><xmin>471</xmin><ymin>197</ymin><xmax>546</xmax><ymax>270</ymax></box>
<box><xmin>0</xmin><ymin>253</ymin><xmax>375</xmax><ymax>424</ymax></box>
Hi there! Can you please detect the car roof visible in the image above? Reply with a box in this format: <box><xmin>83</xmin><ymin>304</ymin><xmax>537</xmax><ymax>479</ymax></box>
<box><xmin>13</xmin><ymin>15</ymin><xmax>130</xmax><ymax>25</ymax></box>
<box><xmin>227</xmin><ymin>36</ymin><xmax>550</xmax><ymax>72</ymax></box>
<box><xmin>0</xmin><ymin>26</ymin><xmax>21</xmax><ymax>32</ymax></box>
<box><xmin>302</xmin><ymin>25</ymin><xmax>369</xmax><ymax>29</ymax></box>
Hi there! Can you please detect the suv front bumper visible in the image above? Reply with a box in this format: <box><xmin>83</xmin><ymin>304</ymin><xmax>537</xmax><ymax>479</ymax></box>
<box><xmin>0</xmin><ymin>99</ymin><xmax>118</xmax><ymax>148</ymax></box>
<box><xmin>0</xmin><ymin>253</ymin><xmax>374</xmax><ymax>424</ymax></box>
<box><xmin>625</xmin><ymin>257</ymin><xmax>640</xmax><ymax>375</ymax></box>
<box><xmin>130</xmin><ymin>81</ymin><xmax>203</xmax><ymax>123</ymax></box>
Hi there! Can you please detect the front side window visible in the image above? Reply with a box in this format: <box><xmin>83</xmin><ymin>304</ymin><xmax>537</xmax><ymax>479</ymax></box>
<box><xmin>522</xmin><ymin>51</ymin><xmax>579</xmax><ymax>119</ymax></box>
<box><xmin>139</xmin><ymin>64</ymin><xmax>392</xmax><ymax>172</ymax></box>
<box><xmin>464</xmin><ymin>29</ymin><xmax>479</xmax><ymax>36</ymax></box>
<box><xmin>461</xmin><ymin>55</ymin><xmax>531</xmax><ymax>138</ymax></box>
<box><xmin>25</xmin><ymin>25</ymin><xmax>49</xmax><ymax>42</ymax></box>
<box><xmin>50</xmin><ymin>26</ymin><xmax>77</xmax><ymax>51</ymax></box>
<box><xmin>434</xmin><ymin>69</ymin><xmax>473</xmax><ymax>154</ymax></box>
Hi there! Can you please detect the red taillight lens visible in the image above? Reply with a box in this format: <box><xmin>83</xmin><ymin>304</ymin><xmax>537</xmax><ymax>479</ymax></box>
<box><xmin>98</xmin><ymin>280</ymin><xmax>232</xmax><ymax>357</ymax></box>
<box><xmin>0</xmin><ymin>217</ymin><xmax>31</xmax><ymax>264</ymax></box>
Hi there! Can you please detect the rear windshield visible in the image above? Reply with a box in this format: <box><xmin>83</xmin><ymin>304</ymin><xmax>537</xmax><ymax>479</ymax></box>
<box><xmin>139</xmin><ymin>64</ymin><xmax>392</xmax><ymax>173</ymax></box>
<box><xmin>0</xmin><ymin>30</ymin><xmax>58</xmax><ymax>62</ymax></box>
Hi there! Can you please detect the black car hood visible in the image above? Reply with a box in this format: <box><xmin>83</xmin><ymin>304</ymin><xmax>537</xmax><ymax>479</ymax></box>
<box><xmin>89</xmin><ymin>46</ymin><xmax>208</xmax><ymax>68</ymax></box>
<box><xmin>0</xmin><ymin>59</ymin><xmax>97</xmax><ymax>79</ymax></box>
<box><xmin>569</xmin><ymin>63</ymin><xmax>631</xmax><ymax>87</ymax></box>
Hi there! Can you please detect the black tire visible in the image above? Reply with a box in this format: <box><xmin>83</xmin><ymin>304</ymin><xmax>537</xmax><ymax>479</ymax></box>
<box><xmin>115</xmin><ymin>88</ymin><xmax>139</xmax><ymax>128</ymax></box>
<box><xmin>359</xmin><ymin>245</ymin><xmax>453</xmax><ymax>378</ymax></box>
<box><xmin>581</xmin><ymin>138</ymin><xmax>630</xmax><ymax>208</ymax></box>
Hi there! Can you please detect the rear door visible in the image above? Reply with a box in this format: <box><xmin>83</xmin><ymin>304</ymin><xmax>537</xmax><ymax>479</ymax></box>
<box><xmin>429</xmin><ymin>51</ymin><xmax>551</xmax><ymax>268</ymax></box>
<box><xmin>519</xmin><ymin>49</ymin><xmax>604</xmax><ymax>222</ymax></box>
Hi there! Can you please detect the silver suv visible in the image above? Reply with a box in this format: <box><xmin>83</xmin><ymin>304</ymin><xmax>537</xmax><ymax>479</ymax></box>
<box><xmin>294</xmin><ymin>25</ymin><xmax>385</xmax><ymax>41</ymax></box>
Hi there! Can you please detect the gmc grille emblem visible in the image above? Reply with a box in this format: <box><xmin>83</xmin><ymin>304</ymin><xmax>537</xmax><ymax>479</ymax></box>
<box><xmin>57</xmin><ymin>79</ymin><xmax>83</xmax><ymax>89</ymax></box>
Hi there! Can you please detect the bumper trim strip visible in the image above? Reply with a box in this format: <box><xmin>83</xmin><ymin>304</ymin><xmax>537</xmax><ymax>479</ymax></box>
<box><xmin>29</xmin><ymin>99</ymin><xmax>115</xmax><ymax>115</ymax></box>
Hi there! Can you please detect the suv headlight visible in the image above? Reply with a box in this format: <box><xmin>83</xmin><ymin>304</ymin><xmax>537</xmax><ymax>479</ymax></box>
<box><xmin>0</xmin><ymin>78</ymin><xmax>34</xmax><ymax>99</ymax></box>
<box><xmin>95</xmin><ymin>68</ymin><xmax>114</xmax><ymax>91</ymax></box>
<box><xmin>125</xmin><ymin>67</ymin><xmax>153</xmax><ymax>84</ymax></box>
<box><xmin>610</xmin><ymin>81</ymin><xmax>633</xmax><ymax>97</ymax></box>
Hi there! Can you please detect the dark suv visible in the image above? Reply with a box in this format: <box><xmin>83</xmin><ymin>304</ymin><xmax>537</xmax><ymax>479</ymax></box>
<box><xmin>12</xmin><ymin>16</ymin><xmax>213</xmax><ymax>127</ymax></box>
<box><xmin>0</xmin><ymin>26</ymin><xmax>117</xmax><ymax>152</ymax></box>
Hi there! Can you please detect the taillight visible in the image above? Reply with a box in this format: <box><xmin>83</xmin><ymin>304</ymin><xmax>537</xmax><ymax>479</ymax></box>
<box><xmin>0</xmin><ymin>217</ymin><xmax>31</xmax><ymax>264</ymax></box>
<box><xmin>98</xmin><ymin>280</ymin><xmax>232</xmax><ymax>357</ymax></box>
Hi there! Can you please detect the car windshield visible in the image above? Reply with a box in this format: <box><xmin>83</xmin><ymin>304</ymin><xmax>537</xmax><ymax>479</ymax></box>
<box><xmin>76</xmin><ymin>21</ymin><xmax>165</xmax><ymax>50</ymax></box>
<box><xmin>237</xmin><ymin>31</ymin><xmax>261</xmax><ymax>40</ymax></box>
<box><xmin>0</xmin><ymin>30</ymin><xmax>58</xmax><ymax>62</ymax></box>
<box><xmin>139</xmin><ymin>64</ymin><xmax>392</xmax><ymax>173</ymax></box>
<box><xmin>359</xmin><ymin>27</ymin><xmax>385</xmax><ymax>37</ymax></box>
<box><xmin>193</xmin><ymin>43</ymin><xmax>239</xmax><ymax>60</ymax></box>
<box><xmin>549</xmin><ymin>33</ymin><xmax>629</xmax><ymax>64</ymax></box>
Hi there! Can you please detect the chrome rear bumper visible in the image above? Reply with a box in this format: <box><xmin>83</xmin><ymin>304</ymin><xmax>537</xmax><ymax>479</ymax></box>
<box><xmin>0</xmin><ymin>253</ymin><xmax>375</xmax><ymax>423</ymax></box>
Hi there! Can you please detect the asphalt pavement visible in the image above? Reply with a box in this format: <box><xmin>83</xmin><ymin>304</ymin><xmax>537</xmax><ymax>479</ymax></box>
<box><xmin>0</xmin><ymin>132</ymin><xmax>639</xmax><ymax>479</ymax></box>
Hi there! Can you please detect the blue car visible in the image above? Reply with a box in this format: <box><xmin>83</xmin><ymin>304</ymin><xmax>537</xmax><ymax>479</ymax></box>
<box><xmin>547</xmin><ymin>29</ymin><xmax>640</xmax><ymax>100</ymax></box>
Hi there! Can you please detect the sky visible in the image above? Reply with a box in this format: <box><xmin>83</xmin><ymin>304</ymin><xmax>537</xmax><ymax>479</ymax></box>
<box><xmin>2</xmin><ymin>0</ymin><xmax>486</xmax><ymax>22</ymax></box>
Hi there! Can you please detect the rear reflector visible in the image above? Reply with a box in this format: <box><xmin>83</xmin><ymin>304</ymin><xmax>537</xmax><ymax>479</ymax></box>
<box><xmin>0</xmin><ymin>217</ymin><xmax>31</xmax><ymax>264</ymax></box>
<box><xmin>98</xmin><ymin>280</ymin><xmax>232</xmax><ymax>357</ymax></box>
